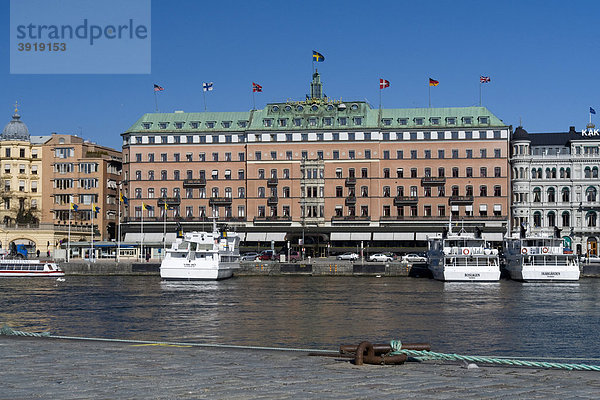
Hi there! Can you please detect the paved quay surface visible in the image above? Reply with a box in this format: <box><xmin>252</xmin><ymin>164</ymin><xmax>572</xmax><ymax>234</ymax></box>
<box><xmin>2</xmin><ymin>337</ymin><xmax>600</xmax><ymax>399</ymax></box>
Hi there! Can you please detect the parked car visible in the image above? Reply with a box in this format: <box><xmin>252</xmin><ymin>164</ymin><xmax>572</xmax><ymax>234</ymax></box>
<box><xmin>402</xmin><ymin>253</ymin><xmax>427</xmax><ymax>263</ymax></box>
<box><xmin>369</xmin><ymin>253</ymin><xmax>393</xmax><ymax>262</ymax></box>
<box><xmin>287</xmin><ymin>250</ymin><xmax>301</xmax><ymax>262</ymax></box>
<box><xmin>240</xmin><ymin>252</ymin><xmax>259</xmax><ymax>261</ymax></box>
<box><xmin>336</xmin><ymin>252</ymin><xmax>359</xmax><ymax>261</ymax></box>
<box><xmin>257</xmin><ymin>250</ymin><xmax>276</xmax><ymax>261</ymax></box>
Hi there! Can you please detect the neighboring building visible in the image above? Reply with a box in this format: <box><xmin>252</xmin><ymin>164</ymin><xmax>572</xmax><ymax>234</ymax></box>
<box><xmin>41</xmin><ymin>134</ymin><xmax>122</xmax><ymax>241</ymax></box>
<box><xmin>121</xmin><ymin>72</ymin><xmax>510</xmax><ymax>256</ymax></box>
<box><xmin>510</xmin><ymin>125</ymin><xmax>600</xmax><ymax>257</ymax></box>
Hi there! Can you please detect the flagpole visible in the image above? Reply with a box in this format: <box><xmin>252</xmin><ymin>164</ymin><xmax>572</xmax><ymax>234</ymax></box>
<box><xmin>91</xmin><ymin>205</ymin><xmax>94</xmax><ymax>261</ymax></box>
<box><xmin>154</xmin><ymin>90</ymin><xmax>158</xmax><ymax>112</ymax></box>
<box><xmin>479</xmin><ymin>82</ymin><xmax>482</xmax><ymax>106</ymax></box>
<box><xmin>141</xmin><ymin>205</ymin><xmax>144</xmax><ymax>261</ymax></box>
<box><xmin>428</xmin><ymin>84</ymin><xmax>431</xmax><ymax>108</ymax></box>
<box><xmin>379</xmin><ymin>87</ymin><xmax>382</xmax><ymax>110</ymax></box>
<box><xmin>203</xmin><ymin>89</ymin><xmax>207</xmax><ymax>112</ymax></box>
<box><xmin>252</xmin><ymin>90</ymin><xmax>256</xmax><ymax>111</ymax></box>
<box><xmin>117</xmin><ymin>191</ymin><xmax>121</xmax><ymax>262</ymax></box>
<box><xmin>163</xmin><ymin>205</ymin><xmax>167</xmax><ymax>258</ymax></box>
<box><xmin>67</xmin><ymin>206</ymin><xmax>71</xmax><ymax>262</ymax></box>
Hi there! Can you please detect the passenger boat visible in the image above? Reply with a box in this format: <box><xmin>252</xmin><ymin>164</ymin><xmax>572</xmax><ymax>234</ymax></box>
<box><xmin>427</xmin><ymin>229</ymin><xmax>501</xmax><ymax>281</ymax></box>
<box><xmin>503</xmin><ymin>235</ymin><xmax>580</xmax><ymax>281</ymax></box>
<box><xmin>160</xmin><ymin>229</ymin><xmax>241</xmax><ymax>280</ymax></box>
<box><xmin>0</xmin><ymin>259</ymin><xmax>65</xmax><ymax>277</ymax></box>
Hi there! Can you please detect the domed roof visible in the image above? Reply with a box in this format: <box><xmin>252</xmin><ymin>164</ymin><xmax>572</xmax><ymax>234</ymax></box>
<box><xmin>512</xmin><ymin>126</ymin><xmax>530</xmax><ymax>141</ymax></box>
<box><xmin>1</xmin><ymin>104</ymin><xmax>30</xmax><ymax>141</ymax></box>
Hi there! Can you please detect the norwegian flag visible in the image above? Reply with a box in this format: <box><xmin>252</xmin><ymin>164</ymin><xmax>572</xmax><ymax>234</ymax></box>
<box><xmin>153</xmin><ymin>84</ymin><xmax>164</xmax><ymax>92</ymax></box>
<box><xmin>252</xmin><ymin>82</ymin><xmax>262</xmax><ymax>92</ymax></box>
<box><xmin>379</xmin><ymin>79</ymin><xmax>390</xmax><ymax>89</ymax></box>
<box><xmin>480</xmin><ymin>76</ymin><xmax>491</xmax><ymax>83</ymax></box>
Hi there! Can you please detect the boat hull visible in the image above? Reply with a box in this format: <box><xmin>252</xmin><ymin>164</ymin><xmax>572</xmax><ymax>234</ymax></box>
<box><xmin>0</xmin><ymin>271</ymin><xmax>65</xmax><ymax>277</ymax></box>
<box><xmin>160</xmin><ymin>261</ymin><xmax>238</xmax><ymax>281</ymax></box>
<box><xmin>430</xmin><ymin>266</ymin><xmax>500</xmax><ymax>282</ymax></box>
<box><xmin>506</xmin><ymin>267</ymin><xmax>580</xmax><ymax>282</ymax></box>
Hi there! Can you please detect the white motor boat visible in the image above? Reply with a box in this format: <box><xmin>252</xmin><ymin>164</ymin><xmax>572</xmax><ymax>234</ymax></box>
<box><xmin>504</xmin><ymin>235</ymin><xmax>579</xmax><ymax>281</ymax></box>
<box><xmin>427</xmin><ymin>229</ymin><xmax>501</xmax><ymax>282</ymax></box>
<box><xmin>160</xmin><ymin>230</ymin><xmax>240</xmax><ymax>281</ymax></box>
<box><xmin>0</xmin><ymin>259</ymin><xmax>65</xmax><ymax>277</ymax></box>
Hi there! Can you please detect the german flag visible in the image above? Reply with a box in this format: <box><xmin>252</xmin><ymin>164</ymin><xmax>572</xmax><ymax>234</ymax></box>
<box><xmin>429</xmin><ymin>78</ymin><xmax>439</xmax><ymax>86</ymax></box>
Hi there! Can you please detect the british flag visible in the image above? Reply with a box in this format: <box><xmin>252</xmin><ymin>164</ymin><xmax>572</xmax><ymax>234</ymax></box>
<box><xmin>252</xmin><ymin>82</ymin><xmax>262</xmax><ymax>92</ymax></box>
<box><xmin>480</xmin><ymin>76</ymin><xmax>491</xmax><ymax>83</ymax></box>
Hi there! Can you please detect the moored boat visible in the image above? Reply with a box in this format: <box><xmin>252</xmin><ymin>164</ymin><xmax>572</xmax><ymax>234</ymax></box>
<box><xmin>0</xmin><ymin>259</ymin><xmax>65</xmax><ymax>277</ymax></box>
<box><xmin>160</xmin><ymin>230</ymin><xmax>241</xmax><ymax>281</ymax></box>
<box><xmin>427</xmin><ymin>229</ymin><xmax>501</xmax><ymax>282</ymax></box>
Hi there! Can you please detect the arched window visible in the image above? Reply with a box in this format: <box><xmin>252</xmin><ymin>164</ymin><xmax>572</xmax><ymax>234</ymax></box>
<box><xmin>519</xmin><ymin>167</ymin><xmax>524</xmax><ymax>179</ymax></box>
<box><xmin>560</xmin><ymin>168</ymin><xmax>565</xmax><ymax>179</ymax></box>
<box><xmin>533</xmin><ymin>187</ymin><xmax>541</xmax><ymax>203</ymax></box>
<box><xmin>586</xmin><ymin>187</ymin><xmax>597</xmax><ymax>202</ymax></box>
<box><xmin>586</xmin><ymin>211</ymin><xmax>597</xmax><ymax>227</ymax></box>
<box><xmin>533</xmin><ymin>211</ymin><xmax>542</xmax><ymax>228</ymax></box>
<box><xmin>551</xmin><ymin>168</ymin><xmax>557</xmax><ymax>178</ymax></box>
<box><xmin>562</xmin><ymin>211</ymin><xmax>570</xmax><ymax>227</ymax></box>
<box><xmin>547</xmin><ymin>187</ymin><xmax>556</xmax><ymax>202</ymax></box>
<box><xmin>465</xmin><ymin>185</ymin><xmax>473</xmax><ymax>196</ymax></box>
<box><xmin>561</xmin><ymin>187</ymin><xmax>570</xmax><ymax>202</ymax></box>
<box><xmin>547</xmin><ymin>211</ymin><xmax>556</xmax><ymax>227</ymax></box>
<box><xmin>452</xmin><ymin>186</ymin><xmax>459</xmax><ymax>196</ymax></box>
<box><xmin>566</xmin><ymin>168</ymin><xmax>571</xmax><ymax>178</ymax></box>
<box><xmin>593</xmin><ymin>167</ymin><xmax>599</xmax><ymax>179</ymax></box>
<box><xmin>585</xmin><ymin>167</ymin><xmax>592</xmax><ymax>179</ymax></box>
<box><xmin>545</xmin><ymin>168</ymin><xmax>551</xmax><ymax>179</ymax></box>
<box><xmin>531</xmin><ymin>169</ymin><xmax>537</xmax><ymax>179</ymax></box>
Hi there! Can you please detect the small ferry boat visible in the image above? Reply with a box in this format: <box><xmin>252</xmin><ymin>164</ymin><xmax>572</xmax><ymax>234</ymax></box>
<box><xmin>503</xmin><ymin>235</ymin><xmax>580</xmax><ymax>281</ymax></box>
<box><xmin>160</xmin><ymin>229</ymin><xmax>241</xmax><ymax>281</ymax></box>
<box><xmin>427</xmin><ymin>228</ymin><xmax>501</xmax><ymax>282</ymax></box>
<box><xmin>0</xmin><ymin>259</ymin><xmax>65</xmax><ymax>277</ymax></box>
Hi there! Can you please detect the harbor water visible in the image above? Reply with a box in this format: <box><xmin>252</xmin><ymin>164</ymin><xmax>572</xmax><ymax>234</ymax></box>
<box><xmin>1</xmin><ymin>276</ymin><xmax>600</xmax><ymax>362</ymax></box>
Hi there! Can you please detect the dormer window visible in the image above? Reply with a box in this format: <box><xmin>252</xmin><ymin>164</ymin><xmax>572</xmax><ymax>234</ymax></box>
<box><xmin>206</xmin><ymin>121</ymin><xmax>216</xmax><ymax>128</ymax></box>
<box><xmin>272</xmin><ymin>105</ymin><xmax>280</xmax><ymax>112</ymax></box>
<box><xmin>339</xmin><ymin>117</ymin><xmax>347</xmax><ymax>126</ymax></box>
<box><xmin>293</xmin><ymin>118</ymin><xmax>302</xmax><ymax>127</ymax></box>
<box><xmin>284</xmin><ymin>105</ymin><xmax>292</xmax><ymax>112</ymax></box>
<box><xmin>297</xmin><ymin>105</ymin><xmax>304</xmax><ymax>112</ymax></box>
<box><xmin>278</xmin><ymin>118</ymin><xmax>287</xmax><ymax>127</ymax></box>
<box><xmin>311</xmin><ymin>105</ymin><xmax>318</xmax><ymax>112</ymax></box>
<box><xmin>175</xmin><ymin>122</ymin><xmax>184</xmax><ymax>129</ymax></box>
<box><xmin>159</xmin><ymin>122</ymin><xmax>168</xmax><ymax>129</ymax></box>
<box><xmin>479</xmin><ymin>116</ymin><xmax>489</xmax><ymax>124</ymax></box>
<box><xmin>414</xmin><ymin>118</ymin><xmax>424</xmax><ymax>125</ymax></box>
<box><xmin>238</xmin><ymin>120</ymin><xmax>248</xmax><ymax>128</ymax></box>
<box><xmin>382</xmin><ymin>118</ymin><xmax>392</xmax><ymax>126</ymax></box>
<box><xmin>142</xmin><ymin>122</ymin><xmax>151</xmax><ymax>129</ymax></box>
<box><xmin>353</xmin><ymin>117</ymin><xmax>363</xmax><ymax>125</ymax></box>
<box><xmin>430</xmin><ymin>117</ymin><xmax>440</xmax><ymax>125</ymax></box>
<box><xmin>463</xmin><ymin>117</ymin><xmax>473</xmax><ymax>125</ymax></box>
<box><xmin>190</xmin><ymin>122</ymin><xmax>199</xmax><ymax>129</ymax></box>
<box><xmin>222</xmin><ymin>121</ymin><xmax>232</xmax><ymax>128</ymax></box>
<box><xmin>446</xmin><ymin>117</ymin><xmax>456</xmax><ymax>125</ymax></box>
<box><xmin>326</xmin><ymin>104</ymin><xmax>334</xmax><ymax>111</ymax></box>
<box><xmin>398</xmin><ymin>118</ymin><xmax>408</xmax><ymax>125</ymax></box>
<box><xmin>323</xmin><ymin>117</ymin><xmax>332</xmax><ymax>126</ymax></box>
<box><xmin>309</xmin><ymin>117</ymin><xmax>317</xmax><ymax>126</ymax></box>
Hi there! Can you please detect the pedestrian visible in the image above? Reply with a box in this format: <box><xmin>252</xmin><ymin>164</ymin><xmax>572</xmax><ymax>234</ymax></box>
<box><xmin>36</xmin><ymin>249</ymin><xmax>40</xmax><ymax>258</ymax></box>
<box><xmin>146</xmin><ymin>252</ymin><xmax>150</xmax><ymax>262</ymax></box>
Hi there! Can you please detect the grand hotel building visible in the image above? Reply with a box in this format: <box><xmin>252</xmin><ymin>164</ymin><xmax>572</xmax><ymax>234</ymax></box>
<box><xmin>121</xmin><ymin>73</ymin><xmax>510</xmax><ymax>255</ymax></box>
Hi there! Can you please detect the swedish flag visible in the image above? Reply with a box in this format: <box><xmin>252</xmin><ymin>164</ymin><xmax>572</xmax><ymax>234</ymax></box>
<box><xmin>93</xmin><ymin>204</ymin><xmax>101</xmax><ymax>213</ymax></box>
<box><xmin>312</xmin><ymin>50</ymin><xmax>325</xmax><ymax>62</ymax></box>
<box><xmin>142</xmin><ymin>202</ymin><xmax>153</xmax><ymax>211</ymax></box>
<box><xmin>70</xmin><ymin>203</ymin><xmax>78</xmax><ymax>211</ymax></box>
<box><xmin>120</xmin><ymin>192</ymin><xmax>128</xmax><ymax>205</ymax></box>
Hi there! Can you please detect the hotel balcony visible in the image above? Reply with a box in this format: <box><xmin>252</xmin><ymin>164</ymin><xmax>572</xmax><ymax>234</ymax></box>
<box><xmin>331</xmin><ymin>215</ymin><xmax>371</xmax><ymax>223</ymax></box>
<box><xmin>253</xmin><ymin>215</ymin><xmax>292</xmax><ymax>224</ymax></box>
<box><xmin>448</xmin><ymin>195</ymin><xmax>474</xmax><ymax>205</ymax></box>
<box><xmin>183</xmin><ymin>178</ymin><xmax>206</xmax><ymax>187</ymax></box>
<box><xmin>267</xmin><ymin>178</ymin><xmax>278</xmax><ymax>186</ymax></box>
<box><xmin>345</xmin><ymin>196</ymin><xmax>357</xmax><ymax>206</ymax></box>
<box><xmin>345</xmin><ymin>177</ymin><xmax>356</xmax><ymax>187</ymax></box>
<box><xmin>208</xmin><ymin>196</ymin><xmax>232</xmax><ymax>206</ymax></box>
<box><xmin>421</xmin><ymin>177</ymin><xmax>446</xmax><ymax>186</ymax></box>
<box><xmin>267</xmin><ymin>196</ymin><xmax>278</xmax><ymax>206</ymax></box>
<box><xmin>393</xmin><ymin>196</ymin><xmax>419</xmax><ymax>206</ymax></box>
<box><xmin>157</xmin><ymin>197</ymin><xmax>181</xmax><ymax>207</ymax></box>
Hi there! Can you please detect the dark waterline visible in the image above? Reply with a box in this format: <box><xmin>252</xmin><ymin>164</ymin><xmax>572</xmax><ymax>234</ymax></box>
<box><xmin>1</xmin><ymin>276</ymin><xmax>600</xmax><ymax>361</ymax></box>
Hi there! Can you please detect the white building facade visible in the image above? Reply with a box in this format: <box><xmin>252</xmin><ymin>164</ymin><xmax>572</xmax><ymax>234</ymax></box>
<box><xmin>511</xmin><ymin>126</ymin><xmax>600</xmax><ymax>257</ymax></box>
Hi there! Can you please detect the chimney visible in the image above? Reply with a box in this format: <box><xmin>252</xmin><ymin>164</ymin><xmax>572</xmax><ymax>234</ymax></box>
<box><xmin>569</xmin><ymin>126</ymin><xmax>576</xmax><ymax>134</ymax></box>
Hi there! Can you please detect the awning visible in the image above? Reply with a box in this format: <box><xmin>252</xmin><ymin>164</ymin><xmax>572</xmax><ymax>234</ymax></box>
<box><xmin>394</xmin><ymin>232</ymin><xmax>414</xmax><ymax>240</ymax></box>
<box><xmin>465</xmin><ymin>205</ymin><xmax>473</xmax><ymax>212</ymax></box>
<box><xmin>245</xmin><ymin>232</ymin><xmax>267</xmax><ymax>241</ymax></box>
<box><xmin>482</xmin><ymin>232</ymin><xmax>503</xmax><ymax>241</ymax></box>
<box><xmin>451</xmin><ymin>205</ymin><xmax>459</xmax><ymax>211</ymax></box>
<box><xmin>373</xmin><ymin>232</ymin><xmax>394</xmax><ymax>240</ymax></box>
<box><xmin>330</xmin><ymin>232</ymin><xmax>351</xmax><ymax>241</ymax></box>
<box><xmin>480</xmin><ymin>204</ymin><xmax>488</xmax><ymax>211</ymax></box>
<box><xmin>415</xmin><ymin>232</ymin><xmax>434</xmax><ymax>241</ymax></box>
<box><xmin>123</xmin><ymin>232</ymin><xmax>176</xmax><ymax>244</ymax></box>
<box><xmin>351</xmin><ymin>232</ymin><xmax>371</xmax><ymax>240</ymax></box>
<box><xmin>494</xmin><ymin>204</ymin><xmax>502</xmax><ymax>212</ymax></box>
<box><xmin>265</xmin><ymin>232</ymin><xmax>286</xmax><ymax>241</ymax></box>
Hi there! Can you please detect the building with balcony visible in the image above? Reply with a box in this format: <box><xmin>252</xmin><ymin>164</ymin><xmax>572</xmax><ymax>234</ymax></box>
<box><xmin>41</xmin><ymin>134</ymin><xmax>122</xmax><ymax>241</ymax></box>
<box><xmin>510</xmin><ymin>125</ymin><xmax>600</xmax><ymax>257</ymax></box>
<box><xmin>121</xmin><ymin>72</ymin><xmax>510</xmax><ymax>255</ymax></box>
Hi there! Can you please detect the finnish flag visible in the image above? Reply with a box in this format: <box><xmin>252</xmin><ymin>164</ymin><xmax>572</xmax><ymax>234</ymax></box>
<box><xmin>203</xmin><ymin>82</ymin><xmax>213</xmax><ymax>92</ymax></box>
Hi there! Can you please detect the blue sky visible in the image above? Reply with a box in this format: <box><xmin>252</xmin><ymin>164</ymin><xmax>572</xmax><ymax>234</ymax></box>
<box><xmin>1</xmin><ymin>0</ymin><xmax>599</xmax><ymax>149</ymax></box>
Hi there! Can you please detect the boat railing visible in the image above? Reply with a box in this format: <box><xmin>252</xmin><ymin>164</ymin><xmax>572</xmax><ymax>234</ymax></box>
<box><xmin>522</xmin><ymin>256</ymin><xmax>579</xmax><ymax>267</ymax></box>
<box><xmin>443</xmin><ymin>247</ymin><xmax>496</xmax><ymax>256</ymax></box>
<box><xmin>521</xmin><ymin>246</ymin><xmax>563</xmax><ymax>255</ymax></box>
<box><xmin>444</xmin><ymin>256</ymin><xmax>499</xmax><ymax>267</ymax></box>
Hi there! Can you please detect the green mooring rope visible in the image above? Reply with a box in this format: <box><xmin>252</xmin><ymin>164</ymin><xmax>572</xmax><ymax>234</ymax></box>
<box><xmin>389</xmin><ymin>340</ymin><xmax>600</xmax><ymax>371</ymax></box>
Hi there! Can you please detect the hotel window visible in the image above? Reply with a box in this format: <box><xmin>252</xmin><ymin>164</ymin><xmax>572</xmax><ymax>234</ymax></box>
<box><xmin>317</xmin><ymin>151</ymin><xmax>324</xmax><ymax>160</ymax></box>
<box><xmin>414</xmin><ymin>118</ymin><xmax>424</xmax><ymax>125</ymax></box>
<box><xmin>186</xmin><ymin>153</ymin><xmax>193</xmax><ymax>162</ymax></box>
<box><xmin>480</xmin><ymin>185</ymin><xmax>487</xmax><ymax>197</ymax></box>
<box><xmin>212</xmin><ymin>170</ymin><xmax>219</xmax><ymax>180</ymax></box>
<box><xmin>211</xmin><ymin>152</ymin><xmax>218</xmax><ymax>162</ymax></box>
<box><xmin>463</xmin><ymin>117</ymin><xmax>473</xmax><ymax>125</ymax></box>
<box><xmin>410</xmin><ymin>168</ymin><xmax>417</xmax><ymax>178</ymax></box>
<box><xmin>349</xmin><ymin>150</ymin><xmax>355</xmax><ymax>160</ymax></box>
<box><xmin>397</xmin><ymin>168</ymin><xmax>403</xmax><ymax>178</ymax></box>
<box><xmin>494</xmin><ymin>148</ymin><xmax>501</xmax><ymax>158</ymax></box>
<box><xmin>452</xmin><ymin>186</ymin><xmax>459</xmax><ymax>196</ymax></box>
<box><xmin>31</xmin><ymin>165</ymin><xmax>37</xmax><ymax>175</ymax></box>
<box><xmin>360</xmin><ymin>205</ymin><xmax>369</xmax><ymax>217</ymax></box>
<box><xmin>309</xmin><ymin>118</ymin><xmax>317</xmax><ymax>126</ymax></box>
<box><xmin>333</xmin><ymin>150</ymin><xmax>339</xmax><ymax>160</ymax></box>
<box><xmin>438</xmin><ymin>186</ymin><xmax>445</xmax><ymax>197</ymax></box>
<box><xmin>173</xmin><ymin>170</ymin><xmax>180</xmax><ymax>180</ymax></box>
<box><xmin>410</xmin><ymin>205</ymin><xmax>418</xmax><ymax>216</ymax></box>
<box><xmin>383</xmin><ymin>168</ymin><xmax>390</xmax><ymax>179</ymax></box>
<box><xmin>148</xmin><ymin>136</ymin><xmax>155</xmax><ymax>144</ymax></box>
<box><xmin>185</xmin><ymin>188</ymin><xmax>193</xmax><ymax>199</ymax></box>
<box><xmin>480</xmin><ymin>149</ymin><xmax>487</xmax><ymax>158</ymax></box>
<box><xmin>200</xmin><ymin>136</ymin><xmax>206</xmax><ymax>143</ymax></box>
<box><xmin>283</xmin><ymin>187</ymin><xmax>290</xmax><ymax>198</ymax></box>
<box><xmin>466</xmin><ymin>149</ymin><xmax>473</xmax><ymax>159</ymax></box>
<box><xmin>255</xmin><ymin>151</ymin><xmax>262</xmax><ymax>161</ymax></box>
<box><xmin>186</xmin><ymin>170</ymin><xmax>193</xmax><ymax>180</ymax></box>
<box><xmin>293</xmin><ymin>118</ymin><xmax>302</xmax><ymax>127</ymax></box>
<box><xmin>438</xmin><ymin>205</ymin><xmax>446</xmax><ymax>216</ymax></box>
<box><xmin>382</xmin><ymin>119</ymin><xmax>392</xmax><ymax>126</ymax></box>
<box><xmin>175</xmin><ymin>122</ymin><xmax>183</xmax><ymax>129</ymax></box>
<box><xmin>302</xmin><ymin>151</ymin><xmax>308</xmax><ymax>159</ymax></box>
<box><xmin>323</xmin><ymin>117</ymin><xmax>332</xmax><ymax>126</ymax></box>
<box><xmin>238</xmin><ymin>187</ymin><xmax>245</xmax><ymax>198</ymax></box>
<box><xmin>159</xmin><ymin>122</ymin><xmax>168</xmax><ymax>129</ymax></box>
<box><xmin>148</xmin><ymin>153</ymin><xmax>155</xmax><ymax>162</ymax></box>
<box><xmin>270</xmin><ymin>151</ymin><xmax>277</xmax><ymax>160</ymax></box>
<box><xmin>424</xmin><ymin>205</ymin><xmax>432</xmax><ymax>216</ymax></box>
<box><xmin>257</xmin><ymin>206</ymin><xmax>266</xmax><ymax>218</ymax></box>
<box><xmin>283</xmin><ymin>169</ymin><xmax>290</xmax><ymax>179</ymax></box>
<box><xmin>211</xmin><ymin>188</ymin><xmax>219</xmax><ymax>197</ymax></box>
<box><xmin>190</xmin><ymin>122</ymin><xmax>199</xmax><ymax>129</ymax></box>
<box><xmin>397</xmin><ymin>150</ymin><xmax>403</xmax><ymax>159</ymax></box>
<box><xmin>161</xmin><ymin>170</ymin><xmax>167</xmax><ymax>180</ymax></box>
<box><xmin>238</xmin><ymin>152</ymin><xmax>245</xmax><ymax>162</ymax></box>
<box><xmin>301</xmin><ymin>133</ymin><xmax>308</xmax><ymax>141</ymax></box>
<box><xmin>382</xmin><ymin>132</ymin><xmax>390</xmax><ymax>141</ymax></box>
<box><xmin>410</xmin><ymin>150</ymin><xmax>417</xmax><ymax>159</ymax></box>
<box><xmin>361</xmin><ymin>168</ymin><xmax>368</xmax><ymax>178</ymax></box>
<box><xmin>332</xmin><ymin>132</ymin><xmax>339</xmax><ymax>140</ymax></box>
<box><xmin>206</xmin><ymin>121</ymin><xmax>215</xmax><ymax>128</ymax></box>
<box><xmin>286</xmin><ymin>151</ymin><xmax>293</xmax><ymax>160</ymax></box>
<box><xmin>148</xmin><ymin>170</ymin><xmax>155</xmax><ymax>180</ymax></box>
<box><xmin>135</xmin><ymin>153</ymin><xmax>142</xmax><ymax>162</ymax></box>
<box><xmin>19</xmin><ymin>164</ymin><xmax>25</xmax><ymax>174</ymax></box>
<box><xmin>480</xmin><ymin>167</ymin><xmax>487</xmax><ymax>177</ymax></box>
<box><xmin>479</xmin><ymin>116</ymin><xmax>489</xmax><ymax>124</ymax></box>
<box><xmin>430</xmin><ymin>117</ymin><xmax>440</xmax><ymax>125</ymax></box>
<box><xmin>238</xmin><ymin>120</ymin><xmax>248</xmax><ymax>128</ymax></box>
<box><xmin>438</xmin><ymin>167</ymin><xmax>445</xmax><ymax>177</ymax></box>
<box><xmin>424</xmin><ymin>150</ymin><xmax>431</xmax><ymax>159</ymax></box>
<box><xmin>466</xmin><ymin>186</ymin><xmax>473</xmax><ymax>196</ymax></box>
<box><xmin>31</xmin><ymin>149</ymin><xmax>38</xmax><ymax>158</ymax></box>
<box><xmin>364</xmin><ymin>150</ymin><xmax>371</xmax><ymax>159</ymax></box>
<box><xmin>446</xmin><ymin>117</ymin><xmax>456</xmax><ymax>125</ymax></box>
<box><xmin>348</xmin><ymin>132</ymin><xmax>355</xmax><ymax>141</ymax></box>
<box><xmin>174</xmin><ymin>153</ymin><xmax>180</xmax><ymax>162</ymax></box>
<box><xmin>258</xmin><ymin>169</ymin><xmax>265</xmax><ymax>179</ymax></box>
<box><xmin>494</xmin><ymin>185</ymin><xmax>501</xmax><ymax>196</ymax></box>
<box><xmin>224</xmin><ymin>170</ymin><xmax>231</xmax><ymax>180</ymax></box>
<box><xmin>424</xmin><ymin>187</ymin><xmax>431</xmax><ymax>197</ymax></box>
<box><xmin>174</xmin><ymin>136</ymin><xmax>181</xmax><ymax>144</ymax></box>
<box><xmin>31</xmin><ymin>181</ymin><xmax>37</xmax><ymax>193</ymax></box>
<box><xmin>160</xmin><ymin>188</ymin><xmax>167</xmax><ymax>197</ymax></box>
<box><xmin>361</xmin><ymin>186</ymin><xmax>368</xmax><ymax>197</ymax></box>
<box><xmin>452</xmin><ymin>149</ymin><xmax>459</xmax><ymax>159</ymax></box>
<box><xmin>410</xmin><ymin>132</ymin><xmax>417</xmax><ymax>140</ymax></box>
<box><xmin>338</xmin><ymin>117</ymin><xmax>347</xmax><ymax>126</ymax></box>
<box><xmin>143</xmin><ymin>122</ymin><xmax>151</xmax><ymax>129</ymax></box>
<box><xmin>494</xmin><ymin>167</ymin><xmax>501</xmax><ymax>177</ymax></box>
<box><xmin>398</xmin><ymin>118</ymin><xmax>408</xmax><ymax>125</ymax></box>
<box><xmin>466</xmin><ymin>167</ymin><xmax>473</xmax><ymax>177</ymax></box>
<box><xmin>465</xmin><ymin>131</ymin><xmax>472</xmax><ymax>139</ymax></box>
<box><xmin>224</xmin><ymin>152</ymin><xmax>231</xmax><ymax>162</ymax></box>
<box><xmin>263</xmin><ymin>119</ymin><xmax>273</xmax><ymax>127</ymax></box>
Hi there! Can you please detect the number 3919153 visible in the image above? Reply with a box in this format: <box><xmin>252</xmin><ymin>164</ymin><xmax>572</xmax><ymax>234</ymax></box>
<box><xmin>17</xmin><ymin>42</ymin><xmax>66</xmax><ymax>51</ymax></box>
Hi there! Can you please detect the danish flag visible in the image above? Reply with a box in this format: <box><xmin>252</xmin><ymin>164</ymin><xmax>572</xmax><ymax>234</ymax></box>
<box><xmin>379</xmin><ymin>79</ymin><xmax>390</xmax><ymax>89</ymax></box>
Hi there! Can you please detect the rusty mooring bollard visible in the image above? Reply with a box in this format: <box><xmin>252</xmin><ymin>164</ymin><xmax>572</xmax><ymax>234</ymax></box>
<box><xmin>340</xmin><ymin>342</ymin><xmax>430</xmax><ymax>355</ymax></box>
<box><xmin>353</xmin><ymin>341</ymin><xmax>408</xmax><ymax>365</ymax></box>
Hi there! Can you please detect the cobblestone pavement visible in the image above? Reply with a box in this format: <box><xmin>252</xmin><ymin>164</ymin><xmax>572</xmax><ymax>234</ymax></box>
<box><xmin>2</xmin><ymin>337</ymin><xmax>600</xmax><ymax>399</ymax></box>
